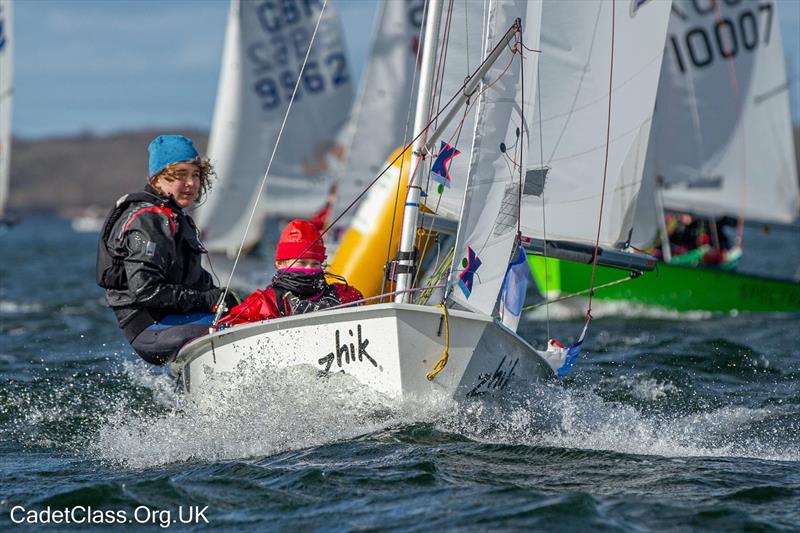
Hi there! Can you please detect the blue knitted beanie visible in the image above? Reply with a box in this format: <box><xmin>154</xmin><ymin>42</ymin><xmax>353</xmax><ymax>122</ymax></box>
<box><xmin>148</xmin><ymin>135</ymin><xmax>199</xmax><ymax>177</ymax></box>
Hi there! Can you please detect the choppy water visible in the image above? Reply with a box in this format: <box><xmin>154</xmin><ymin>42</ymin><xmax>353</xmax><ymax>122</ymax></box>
<box><xmin>1</xmin><ymin>215</ymin><xmax>798</xmax><ymax>531</ymax></box>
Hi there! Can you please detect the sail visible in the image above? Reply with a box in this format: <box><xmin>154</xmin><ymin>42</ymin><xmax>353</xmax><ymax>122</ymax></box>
<box><xmin>449</xmin><ymin>0</ymin><xmax>542</xmax><ymax>316</ymax></box>
<box><xmin>195</xmin><ymin>0</ymin><xmax>354</xmax><ymax>255</ymax></box>
<box><xmin>643</xmin><ymin>0</ymin><xmax>799</xmax><ymax>225</ymax></box>
<box><xmin>519</xmin><ymin>0</ymin><xmax>672</xmax><ymax>249</ymax></box>
<box><xmin>331</xmin><ymin>0</ymin><xmax>423</xmax><ymax>228</ymax></box>
<box><xmin>0</xmin><ymin>0</ymin><xmax>12</xmax><ymax>218</ymax></box>
<box><xmin>420</xmin><ymin>0</ymin><xmax>491</xmax><ymax>221</ymax></box>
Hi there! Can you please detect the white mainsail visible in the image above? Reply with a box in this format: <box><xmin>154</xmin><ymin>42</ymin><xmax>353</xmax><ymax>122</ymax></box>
<box><xmin>196</xmin><ymin>0</ymin><xmax>354</xmax><ymax>255</ymax></box>
<box><xmin>519</xmin><ymin>0</ymin><xmax>672</xmax><ymax>249</ymax></box>
<box><xmin>331</xmin><ymin>0</ymin><xmax>423</xmax><ymax>228</ymax></box>
<box><xmin>449</xmin><ymin>0</ymin><xmax>542</xmax><ymax>316</ymax></box>
<box><xmin>639</xmin><ymin>0</ymin><xmax>799</xmax><ymax>226</ymax></box>
<box><xmin>0</xmin><ymin>0</ymin><xmax>12</xmax><ymax>218</ymax></box>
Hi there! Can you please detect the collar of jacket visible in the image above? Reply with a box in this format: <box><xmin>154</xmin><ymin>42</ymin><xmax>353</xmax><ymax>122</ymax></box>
<box><xmin>143</xmin><ymin>184</ymin><xmax>184</xmax><ymax>214</ymax></box>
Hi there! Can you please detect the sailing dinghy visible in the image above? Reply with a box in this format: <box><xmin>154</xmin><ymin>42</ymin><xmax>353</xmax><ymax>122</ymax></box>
<box><xmin>528</xmin><ymin>0</ymin><xmax>800</xmax><ymax>313</ymax></box>
<box><xmin>172</xmin><ymin>0</ymin><xmax>671</xmax><ymax>400</ymax></box>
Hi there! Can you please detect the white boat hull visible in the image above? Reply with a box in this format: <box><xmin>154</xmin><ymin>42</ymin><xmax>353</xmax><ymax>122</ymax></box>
<box><xmin>172</xmin><ymin>303</ymin><xmax>556</xmax><ymax>401</ymax></box>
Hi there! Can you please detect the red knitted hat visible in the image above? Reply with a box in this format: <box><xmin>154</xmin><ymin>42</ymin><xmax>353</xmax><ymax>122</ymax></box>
<box><xmin>275</xmin><ymin>219</ymin><xmax>326</xmax><ymax>262</ymax></box>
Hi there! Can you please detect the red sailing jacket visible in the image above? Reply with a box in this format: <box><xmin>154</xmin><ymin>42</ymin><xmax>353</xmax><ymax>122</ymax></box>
<box><xmin>218</xmin><ymin>283</ymin><xmax>363</xmax><ymax>328</ymax></box>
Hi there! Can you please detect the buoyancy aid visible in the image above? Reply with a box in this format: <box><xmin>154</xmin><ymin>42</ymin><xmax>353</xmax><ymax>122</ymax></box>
<box><xmin>96</xmin><ymin>190</ymin><xmax>173</xmax><ymax>289</ymax></box>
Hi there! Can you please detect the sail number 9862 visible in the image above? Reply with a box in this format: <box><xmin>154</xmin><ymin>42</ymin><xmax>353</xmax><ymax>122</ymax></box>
<box><xmin>253</xmin><ymin>53</ymin><xmax>348</xmax><ymax>111</ymax></box>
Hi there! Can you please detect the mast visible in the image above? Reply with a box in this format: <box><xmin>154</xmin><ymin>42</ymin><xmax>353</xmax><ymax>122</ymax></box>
<box><xmin>394</xmin><ymin>1</ymin><xmax>518</xmax><ymax>303</ymax></box>
<box><xmin>394</xmin><ymin>0</ymin><xmax>443</xmax><ymax>303</ymax></box>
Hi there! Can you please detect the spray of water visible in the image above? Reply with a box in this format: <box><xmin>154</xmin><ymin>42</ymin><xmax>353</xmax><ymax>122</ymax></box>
<box><xmin>87</xmin><ymin>361</ymin><xmax>798</xmax><ymax>469</ymax></box>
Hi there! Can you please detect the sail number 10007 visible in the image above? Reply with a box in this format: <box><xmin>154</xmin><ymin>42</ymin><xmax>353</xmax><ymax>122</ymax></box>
<box><xmin>670</xmin><ymin>3</ymin><xmax>773</xmax><ymax>73</ymax></box>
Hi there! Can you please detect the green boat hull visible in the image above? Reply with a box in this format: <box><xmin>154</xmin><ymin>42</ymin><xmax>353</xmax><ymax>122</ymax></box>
<box><xmin>528</xmin><ymin>255</ymin><xmax>800</xmax><ymax>313</ymax></box>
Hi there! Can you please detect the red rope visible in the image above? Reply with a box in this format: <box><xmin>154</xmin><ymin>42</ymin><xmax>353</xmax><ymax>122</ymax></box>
<box><xmin>586</xmin><ymin>1</ymin><xmax>616</xmax><ymax>320</ymax></box>
<box><xmin>713</xmin><ymin>0</ymin><xmax>747</xmax><ymax>249</ymax></box>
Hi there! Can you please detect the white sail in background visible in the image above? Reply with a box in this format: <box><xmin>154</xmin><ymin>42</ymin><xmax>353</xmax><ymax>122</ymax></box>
<box><xmin>0</xmin><ymin>0</ymin><xmax>12</xmax><ymax>218</ymax></box>
<box><xmin>196</xmin><ymin>0</ymin><xmax>354</xmax><ymax>255</ymax></box>
<box><xmin>519</xmin><ymin>0</ymin><xmax>672</xmax><ymax>249</ymax></box>
<box><xmin>642</xmin><ymin>0</ymin><xmax>799</xmax><ymax>226</ymax></box>
<box><xmin>421</xmin><ymin>0</ymin><xmax>490</xmax><ymax>220</ymax></box>
<box><xmin>449</xmin><ymin>0</ymin><xmax>542</xmax><ymax>316</ymax></box>
<box><xmin>332</xmin><ymin>0</ymin><xmax>423</xmax><ymax>228</ymax></box>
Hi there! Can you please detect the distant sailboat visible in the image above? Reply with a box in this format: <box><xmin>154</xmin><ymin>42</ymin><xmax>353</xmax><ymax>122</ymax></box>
<box><xmin>193</xmin><ymin>0</ymin><xmax>355</xmax><ymax>287</ymax></box>
<box><xmin>529</xmin><ymin>0</ymin><xmax>800</xmax><ymax>313</ymax></box>
<box><xmin>0</xmin><ymin>0</ymin><xmax>15</xmax><ymax>227</ymax></box>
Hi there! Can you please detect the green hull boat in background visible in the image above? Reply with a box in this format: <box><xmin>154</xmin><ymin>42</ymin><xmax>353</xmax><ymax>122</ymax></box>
<box><xmin>528</xmin><ymin>255</ymin><xmax>800</xmax><ymax>313</ymax></box>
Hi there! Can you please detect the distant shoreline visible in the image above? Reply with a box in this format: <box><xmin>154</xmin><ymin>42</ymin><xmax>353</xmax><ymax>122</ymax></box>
<box><xmin>6</xmin><ymin>126</ymin><xmax>800</xmax><ymax>215</ymax></box>
<box><xmin>7</xmin><ymin>129</ymin><xmax>208</xmax><ymax>215</ymax></box>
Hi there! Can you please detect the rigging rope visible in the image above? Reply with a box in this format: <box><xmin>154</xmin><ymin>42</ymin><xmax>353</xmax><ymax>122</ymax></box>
<box><xmin>585</xmin><ymin>0</ymin><xmax>616</xmax><ymax>320</ymax></box>
<box><xmin>535</xmin><ymin>45</ymin><xmax>550</xmax><ymax>340</ymax></box>
<box><xmin>426</xmin><ymin>303</ymin><xmax>451</xmax><ymax>380</ymax></box>
<box><xmin>712</xmin><ymin>0</ymin><xmax>747</xmax><ymax>249</ymax></box>
<box><xmin>522</xmin><ymin>272</ymin><xmax>640</xmax><ymax>312</ymax></box>
<box><xmin>213</xmin><ymin>0</ymin><xmax>330</xmax><ymax>325</ymax></box>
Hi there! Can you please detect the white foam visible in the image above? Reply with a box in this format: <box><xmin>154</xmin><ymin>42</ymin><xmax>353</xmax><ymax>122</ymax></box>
<box><xmin>0</xmin><ymin>299</ymin><xmax>44</xmax><ymax>314</ymax></box>
<box><xmin>92</xmin><ymin>361</ymin><xmax>450</xmax><ymax>469</ymax></box>
<box><xmin>524</xmin><ymin>299</ymin><xmax>713</xmax><ymax>321</ymax></box>
<box><xmin>602</xmin><ymin>374</ymin><xmax>681</xmax><ymax>402</ymax></box>
<box><xmin>91</xmin><ymin>362</ymin><xmax>798</xmax><ymax>469</ymax></box>
<box><xmin>440</xmin><ymin>386</ymin><xmax>799</xmax><ymax>463</ymax></box>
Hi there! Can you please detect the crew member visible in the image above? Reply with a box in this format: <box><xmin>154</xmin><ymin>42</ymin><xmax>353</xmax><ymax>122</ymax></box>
<box><xmin>97</xmin><ymin>134</ymin><xmax>236</xmax><ymax>365</ymax></box>
<box><xmin>218</xmin><ymin>219</ymin><xmax>362</xmax><ymax>327</ymax></box>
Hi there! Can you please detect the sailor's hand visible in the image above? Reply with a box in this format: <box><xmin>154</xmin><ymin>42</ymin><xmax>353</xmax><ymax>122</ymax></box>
<box><xmin>222</xmin><ymin>288</ymin><xmax>241</xmax><ymax>309</ymax></box>
<box><xmin>314</xmin><ymin>294</ymin><xmax>340</xmax><ymax>310</ymax></box>
<box><xmin>201</xmin><ymin>287</ymin><xmax>223</xmax><ymax>311</ymax></box>
<box><xmin>284</xmin><ymin>293</ymin><xmax>305</xmax><ymax>314</ymax></box>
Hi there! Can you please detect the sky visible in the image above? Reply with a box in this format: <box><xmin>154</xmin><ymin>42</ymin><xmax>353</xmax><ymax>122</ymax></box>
<box><xmin>7</xmin><ymin>0</ymin><xmax>800</xmax><ymax>139</ymax></box>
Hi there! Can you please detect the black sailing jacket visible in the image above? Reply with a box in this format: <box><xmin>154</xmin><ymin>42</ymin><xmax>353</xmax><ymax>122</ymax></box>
<box><xmin>103</xmin><ymin>185</ymin><xmax>218</xmax><ymax>341</ymax></box>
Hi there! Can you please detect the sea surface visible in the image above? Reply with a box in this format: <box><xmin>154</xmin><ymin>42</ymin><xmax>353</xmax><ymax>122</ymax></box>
<box><xmin>1</xmin><ymin>215</ymin><xmax>798</xmax><ymax>531</ymax></box>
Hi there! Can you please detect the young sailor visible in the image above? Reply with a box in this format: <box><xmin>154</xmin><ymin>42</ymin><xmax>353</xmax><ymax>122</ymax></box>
<box><xmin>97</xmin><ymin>135</ymin><xmax>237</xmax><ymax>365</ymax></box>
<box><xmin>218</xmin><ymin>219</ymin><xmax>363</xmax><ymax>327</ymax></box>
